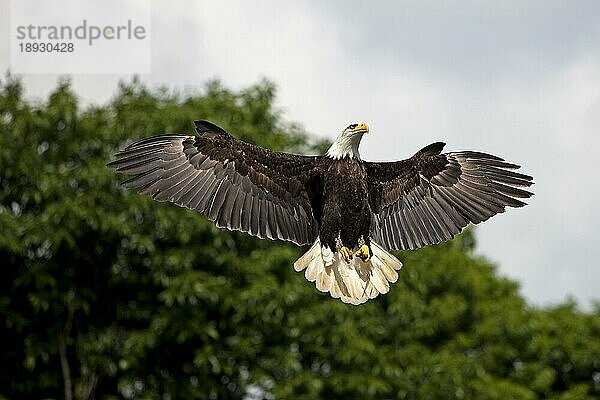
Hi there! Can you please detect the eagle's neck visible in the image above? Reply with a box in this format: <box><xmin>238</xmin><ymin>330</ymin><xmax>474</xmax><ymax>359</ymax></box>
<box><xmin>326</xmin><ymin>133</ymin><xmax>362</xmax><ymax>160</ymax></box>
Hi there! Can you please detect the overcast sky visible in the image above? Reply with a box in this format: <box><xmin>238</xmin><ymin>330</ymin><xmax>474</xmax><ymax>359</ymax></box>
<box><xmin>2</xmin><ymin>0</ymin><xmax>598</xmax><ymax>308</ymax></box>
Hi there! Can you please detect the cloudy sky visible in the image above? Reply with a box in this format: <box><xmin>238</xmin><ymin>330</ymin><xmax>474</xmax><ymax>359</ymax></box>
<box><xmin>2</xmin><ymin>0</ymin><xmax>599</xmax><ymax>308</ymax></box>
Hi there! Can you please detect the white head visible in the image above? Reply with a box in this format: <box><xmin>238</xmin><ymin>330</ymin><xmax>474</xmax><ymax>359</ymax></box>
<box><xmin>326</xmin><ymin>123</ymin><xmax>369</xmax><ymax>160</ymax></box>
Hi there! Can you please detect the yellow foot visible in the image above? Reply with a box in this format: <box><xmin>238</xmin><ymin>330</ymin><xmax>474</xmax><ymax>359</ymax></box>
<box><xmin>339</xmin><ymin>246</ymin><xmax>353</xmax><ymax>263</ymax></box>
<box><xmin>355</xmin><ymin>245</ymin><xmax>371</xmax><ymax>262</ymax></box>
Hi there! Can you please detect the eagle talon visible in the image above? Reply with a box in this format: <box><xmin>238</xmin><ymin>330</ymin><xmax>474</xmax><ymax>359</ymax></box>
<box><xmin>355</xmin><ymin>245</ymin><xmax>371</xmax><ymax>262</ymax></box>
<box><xmin>339</xmin><ymin>246</ymin><xmax>353</xmax><ymax>263</ymax></box>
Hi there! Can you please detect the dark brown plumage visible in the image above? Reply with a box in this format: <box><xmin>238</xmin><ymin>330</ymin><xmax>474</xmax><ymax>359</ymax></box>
<box><xmin>108</xmin><ymin>120</ymin><xmax>533</xmax><ymax>304</ymax></box>
<box><xmin>109</xmin><ymin>120</ymin><xmax>324</xmax><ymax>245</ymax></box>
<box><xmin>366</xmin><ymin>143</ymin><xmax>533</xmax><ymax>250</ymax></box>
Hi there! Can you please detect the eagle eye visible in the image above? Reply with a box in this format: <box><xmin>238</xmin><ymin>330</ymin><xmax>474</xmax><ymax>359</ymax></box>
<box><xmin>348</xmin><ymin>124</ymin><xmax>357</xmax><ymax>130</ymax></box>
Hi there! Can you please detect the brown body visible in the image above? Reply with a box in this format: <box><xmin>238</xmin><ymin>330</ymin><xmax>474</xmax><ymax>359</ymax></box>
<box><xmin>319</xmin><ymin>159</ymin><xmax>372</xmax><ymax>251</ymax></box>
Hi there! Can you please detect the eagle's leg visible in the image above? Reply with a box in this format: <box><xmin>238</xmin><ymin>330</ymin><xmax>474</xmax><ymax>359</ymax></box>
<box><xmin>354</xmin><ymin>237</ymin><xmax>372</xmax><ymax>262</ymax></box>
<box><xmin>355</xmin><ymin>245</ymin><xmax>371</xmax><ymax>262</ymax></box>
<box><xmin>335</xmin><ymin>237</ymin><xmax>353</xmax><ymax>263</ymax></box>
<box><xmin>339</xmin><ymin>246</ymin><xmax>353</xmax><ymax>263</ymax></box>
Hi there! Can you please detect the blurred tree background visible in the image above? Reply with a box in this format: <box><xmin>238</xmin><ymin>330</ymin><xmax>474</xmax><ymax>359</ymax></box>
<box><xmin>0</xmin><ymin>75</ymin><xmax>598</xmax><ymax>400</ymax></box>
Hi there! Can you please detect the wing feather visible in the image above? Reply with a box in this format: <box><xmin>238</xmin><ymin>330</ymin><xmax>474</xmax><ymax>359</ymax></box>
<box><xmin>241</xmin><ymin>193</ymin><xmax>253</xmax><ymax>233</ymax></box>
<box><xmin>366</xmin><ymin>145</ymin><xmax>533</xmax><ymax>251</ymax></box>
<box><xmin>108</xmin><ymin>121</ymin><xmax>324</xmax><ymax>245</ymax></box>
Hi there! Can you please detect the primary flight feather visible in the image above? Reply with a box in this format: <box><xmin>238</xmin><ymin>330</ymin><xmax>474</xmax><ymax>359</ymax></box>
<box><xmin>108</xmin><ymin>120</ymin><xmax>533</xmax><ymax>305</ymax></box>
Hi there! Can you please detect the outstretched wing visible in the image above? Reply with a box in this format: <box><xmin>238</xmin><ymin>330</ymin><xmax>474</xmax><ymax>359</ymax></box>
<box><xmin>365</xmin><ymin>142</ymin><xmax>534</xmax><ymax>251</ymax></box>
<box><xmin>108</xmin><ymin>120</ymin><xmax>324</xmax><ymax>245</ymax></box>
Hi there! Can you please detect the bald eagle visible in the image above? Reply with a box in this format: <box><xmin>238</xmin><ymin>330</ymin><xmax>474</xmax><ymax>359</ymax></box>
<box><xmin>108</xmin><ymin>120</ymin><xmax>533</xmax><ymax>305</ymax></box>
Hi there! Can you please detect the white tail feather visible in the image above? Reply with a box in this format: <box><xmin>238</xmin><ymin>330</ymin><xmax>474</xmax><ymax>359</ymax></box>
<box><xmin>293</xmin><ymin>239</ymin><xmax>403</xmax><ymax>305</ymax></box>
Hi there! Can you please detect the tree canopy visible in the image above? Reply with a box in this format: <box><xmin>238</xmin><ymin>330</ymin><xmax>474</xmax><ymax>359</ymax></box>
<box><xmin>0</xmin><ymin>75</ymin><xmax>598</xmax><ymax>399</ymax></box>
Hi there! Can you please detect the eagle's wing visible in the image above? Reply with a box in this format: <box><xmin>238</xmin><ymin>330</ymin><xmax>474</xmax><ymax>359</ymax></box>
<box><xmin>108</xmin><ymin>120</ymin><xmax>324</xmax><ymax>245</ymax></box>
<box><xmin>365</xmin><ymin>142</ymin><xmax>533</xmax><ymax>251</ymax></box>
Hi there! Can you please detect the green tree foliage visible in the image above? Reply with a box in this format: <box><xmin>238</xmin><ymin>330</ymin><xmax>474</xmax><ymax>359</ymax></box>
<box><xmin>0</xmin><ymin>75</ymin><xmax>598</xmax><ymax>399</ymax></box>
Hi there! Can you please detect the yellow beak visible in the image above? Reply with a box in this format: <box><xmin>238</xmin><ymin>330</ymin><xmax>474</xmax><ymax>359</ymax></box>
<box><xmin>355</xmin><ymin>123</ymin><xmax>369</xmax><ymax>133</ymax></box>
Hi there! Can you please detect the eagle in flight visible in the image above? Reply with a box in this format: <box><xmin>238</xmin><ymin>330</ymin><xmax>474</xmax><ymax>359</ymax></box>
<box><xmin>108</xmin><ymin>120</ymin><xmax>533</xmax><ymax>305</ymax></box>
